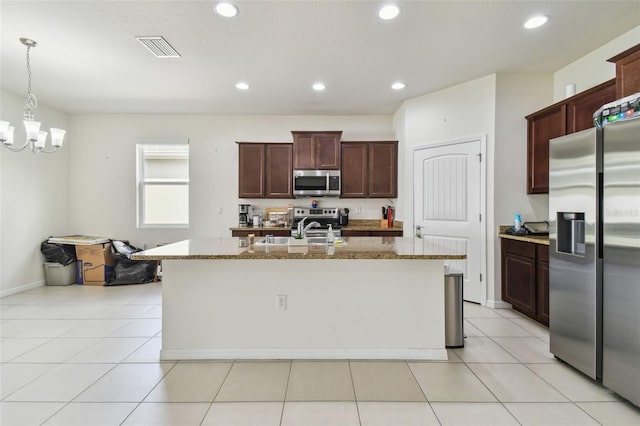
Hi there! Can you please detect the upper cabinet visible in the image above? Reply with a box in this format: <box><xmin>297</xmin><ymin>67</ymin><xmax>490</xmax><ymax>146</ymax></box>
<box><xmin>608</xmin><ymin>43</ymin><xmax>640</xmax><ymax>99</ymax></box>
<box><xmin>238</xmin><ymin>143</ymin><xmax>292</xmax><ymax>198</ymax></box>
<box><xmin>292</xmin><ymin>131</ymin><xmax>342</xmax><ymax>169</ymax></box>
<box><xmin>238</xmin><ymin>143</ymin><xmax>265</xmax><ymax>198</ymax></box>
<box><xmin>525</xmin><ymin>43</ymin><xmax>640</xmax><ymax>195</ymax></box>
<box><xmin>525</xmin><ymin>79</ymin><xmax>616</xmax><ymax>194</ymax></box>
<box><xmin>341</xmin><ymin>141</ymin><xmax>398</xmax><ymax>198</ymax></box>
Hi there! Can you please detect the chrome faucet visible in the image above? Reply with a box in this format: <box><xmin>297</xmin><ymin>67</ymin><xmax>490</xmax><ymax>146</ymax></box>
<box><xmin>296</xmin><ymin>217</ymin><xmax>307</xmax><ymax>238</ymax></box>
<box><xmin>303</xmin><ymin>221</ymin><xmax>321</xmax><ymax>235</ymax></box>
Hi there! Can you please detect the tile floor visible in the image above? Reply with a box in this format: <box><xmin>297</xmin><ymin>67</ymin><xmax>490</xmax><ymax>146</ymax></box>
<box><xmin>1</xmin><ymin>283</ymin><xmax>639</xmax><ymax>425</ymax></box>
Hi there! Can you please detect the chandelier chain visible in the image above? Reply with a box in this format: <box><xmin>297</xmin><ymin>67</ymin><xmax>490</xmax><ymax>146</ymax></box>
<box><xmin>24</xmin><ymin>44</ymin><xmax>37</xmax><ymax>121</ymax></box>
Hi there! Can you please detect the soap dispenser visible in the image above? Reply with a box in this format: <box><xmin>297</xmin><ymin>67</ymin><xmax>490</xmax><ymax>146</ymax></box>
<box><xmin>327</xmin><ymin>224</ymin><xmax>335</xmax><ymax>244</ymax></box>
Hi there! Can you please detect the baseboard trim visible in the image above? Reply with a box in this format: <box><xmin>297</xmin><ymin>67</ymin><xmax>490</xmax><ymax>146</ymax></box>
<box><xmin>160</xmin><ymin>347</ymin><xmax>448</xmax><ymax>361</ymax></box>
<box><xmin>486</xmin><ymin>299</ymin><xmax>512</xmax><ymax>309</ymax></box>
<box><xmin>0</xmin><ymin>280</ymin><xmax>45</xmax><ymax>298</ymax></box>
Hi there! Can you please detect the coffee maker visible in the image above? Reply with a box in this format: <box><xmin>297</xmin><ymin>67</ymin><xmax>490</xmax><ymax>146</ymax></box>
<box><xmin>238</xmin><ymin>204</ymin><xmax>251</xmax><ymax>227</ymax></box>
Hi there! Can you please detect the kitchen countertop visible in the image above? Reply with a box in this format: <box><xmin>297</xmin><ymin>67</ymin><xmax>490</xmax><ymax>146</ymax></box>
<box><xmin>131</xmin><ymin>236</ymin><xmax>465</xmax><ymax>261</ymax></box>
<box><xmin>229</xmin><ymin>219</ymin><xmax>403</xmax><ymax>233</ymax></box>
<box><xmin>499</xmin><ymin>226</ymin><xmax>549</xmax><ymax>245</ymax></box>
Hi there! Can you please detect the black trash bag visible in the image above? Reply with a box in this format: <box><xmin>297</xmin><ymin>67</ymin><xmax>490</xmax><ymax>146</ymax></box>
<box><xmin>40</xmin><ymin>241</ymin><xmax>76</xmax><ymax>266</ymax></box>
<box><xmin>107</xmin><ymin>240</ymin><xmax>156</xmax><ymax>285</ymax></box>
<box><xmin>109</xmin><ymin>261</ymin><xmax>156</xmax><ymax>285</ymax></box>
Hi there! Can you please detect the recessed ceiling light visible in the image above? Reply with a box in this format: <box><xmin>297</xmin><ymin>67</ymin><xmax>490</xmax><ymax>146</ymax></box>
<box><xmin>524</xmin><ymin>15</ymin><xmax>548</xmax><ymax>29</ymax></box>
<box><xmin>215</xmin><ymin>2</ymin><xmax>238</xmax><ymax>18</ymax></box>
<box><xmin>312</xmin><ymin>82</ymin><xmax>326</xmax><ymax>91</ymax></box>
<box><xmin>379</xmin><ymin>4</ymin><xmax>400</xmax><ymax>20</ymax></box>
<box><xmin>391</xmin><ymin>82</ymin><xmax>406</xmax><ymax>90</ymax></box>
<box><xmin>235</xmin><ymin>82</ymin><xmax>250</xmax><ymax>90</ymax></box>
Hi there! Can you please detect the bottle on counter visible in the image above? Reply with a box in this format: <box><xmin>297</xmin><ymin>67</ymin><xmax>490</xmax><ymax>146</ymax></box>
<box><xmin>514</xmin><ymin>214</ymin><xmax>522</xmax><ymax>231</ymax></box>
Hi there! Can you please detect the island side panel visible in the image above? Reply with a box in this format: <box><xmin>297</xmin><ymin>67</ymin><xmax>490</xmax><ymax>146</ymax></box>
<box><xmin>161</xmin><ymin>258</ymin><xmax>446</xmax><ymax>360</ymax></box>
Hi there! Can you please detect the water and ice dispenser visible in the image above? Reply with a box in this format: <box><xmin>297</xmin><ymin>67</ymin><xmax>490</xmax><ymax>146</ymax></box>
<box><xmin>557</xmin><ymin>212</ymin><xmax>586</xmax><ymax>256</ymax></box>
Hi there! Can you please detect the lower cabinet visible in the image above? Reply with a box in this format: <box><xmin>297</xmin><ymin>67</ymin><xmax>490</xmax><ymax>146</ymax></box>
<box><xmin>231</xmin><ymin>229</ymin><xmax>291</xmax><ymax>237</ymax></box>
<box><xmin>501</xmin><ymin>238</ymin><xmax>549</xmax><ymax>326</ymax></box>
<box><xmin>342</xmin><ymin>230</ymin><xmax>403</xmax><ymax>237</ymax></box>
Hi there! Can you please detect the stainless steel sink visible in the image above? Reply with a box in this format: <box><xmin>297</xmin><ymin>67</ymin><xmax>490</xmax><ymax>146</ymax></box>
<box><xmin>254</xmin><ymin>236</ymin><xmax>290</xmax><ymax>246</ymax></box>
<box><xmin>253</xmin><ymin>236</ymin><xmax>345</xmax><ymax>246</ymax></box>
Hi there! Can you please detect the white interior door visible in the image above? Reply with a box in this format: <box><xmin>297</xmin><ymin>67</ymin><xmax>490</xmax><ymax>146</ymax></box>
<box><xmin>413</xmin><ymin>138</ymin><xmax>485</xmax><ymax>303</ymax></box>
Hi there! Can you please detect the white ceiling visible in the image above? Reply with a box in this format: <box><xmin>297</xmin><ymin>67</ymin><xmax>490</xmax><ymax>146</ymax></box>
<box><xmin>1</xmin><ymin>1</ymin><xmax>639</xmax><ymax>115</ymax></box>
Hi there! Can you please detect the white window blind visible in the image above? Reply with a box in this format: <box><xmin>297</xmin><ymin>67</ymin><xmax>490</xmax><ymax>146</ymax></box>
<box><xmin>136</xmin><ymin>142</ymin><xmax>189</xmax><ymax>228</ymax></box>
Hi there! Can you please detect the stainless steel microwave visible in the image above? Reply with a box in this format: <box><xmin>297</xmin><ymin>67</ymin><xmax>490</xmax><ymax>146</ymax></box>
<box><xmin>293</xmin><ymin>170</ymin><xmax>340</xmax><ymax>197</ymax></box>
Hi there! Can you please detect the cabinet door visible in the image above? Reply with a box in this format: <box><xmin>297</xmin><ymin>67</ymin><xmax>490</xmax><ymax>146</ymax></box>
<box><xmin>567</xmin><ymin>80</ymin><xmax>616</xmax><ymax>133</ymax></box>
<box><xmin>503</xmin><ymin>252</ymin><xmax>537</xmax><ymax>317</ymax></box>
<box><xmin>315</xmin><ymin>132</ymin><xmax>341</xmax><ymax>169</ymax></box>
<box><xmin>238</xmin><ymin>143</ymin><xmax>265</xmax><ymax>198</ymax></box>
<box><xmin>536</xmin><ymin>244</ymin><xmax>550</xmax><ymax>326</ymax></box>
<box><xmin>609</xmin><ymin>44</ymin><xmax>640</xmax><ymax>98</ymax></box>
<box><xmin>526</xmin><ymin>104</ymin><xmax>566</xmax><ymax>194</ymax></box>
<box><xmin>292</xmin><ymin>132</ymin><xmax>315</xmax><ymax>169</ymax></box>
<box><xmin>265</xmin><ymin>144</ymin><xmax>293</xmax><ymax>198</ymax></box>
<box><xmin>368</xmin><ymin>142</ymin><xmax>398</xmax><ymax>198</ymax></box>
<box><xmin>341</xmin><ymin>143</ymin><xmax>367</xmax><ymax>197</ymax></box>
<box><xmin>537</xmin><ymin>260</ymin><xmax>549</xmax><ymax>326</ymax></box>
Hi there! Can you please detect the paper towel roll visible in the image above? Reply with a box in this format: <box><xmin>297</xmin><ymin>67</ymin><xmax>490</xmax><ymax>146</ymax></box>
<box><xmin>565</xmin><ymin>84</ymin><xmax>576</xmax><ymax>98</ymax></box>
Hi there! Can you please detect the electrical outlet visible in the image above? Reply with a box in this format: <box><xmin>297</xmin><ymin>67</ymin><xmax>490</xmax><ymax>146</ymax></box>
<box><xmin>276</xmin><ymin>294</ymin><xmax>287</xmax><ymax>310</ymax></box>
<box><xmin>356</xmin><ymin>206</ymin><xmax>362</xmax><ymax>214</ymax></box>
<box><xmin>216</xmin><ymin>207</ymin><xmax>223</xmax><ymax>214</ymax></box>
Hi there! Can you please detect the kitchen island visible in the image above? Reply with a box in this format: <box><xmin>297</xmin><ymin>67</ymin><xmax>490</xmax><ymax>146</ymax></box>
<box><xmin>132</xmin><ymin>237</ymin><xmax>465</xmax><ymax>361</ymax></box>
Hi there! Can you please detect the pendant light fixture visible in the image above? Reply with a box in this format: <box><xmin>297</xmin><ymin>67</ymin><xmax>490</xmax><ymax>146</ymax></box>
<box><xmin>0</xmin><ymin>38</ymin><xmax>66</xmax><ymax>153</ymax></box>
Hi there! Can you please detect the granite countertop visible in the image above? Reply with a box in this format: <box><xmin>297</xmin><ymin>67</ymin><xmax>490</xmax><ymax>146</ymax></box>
<box><xmin>131</xmin><ymin>236</ymin><xmax>465</xmax><ymax>261</ymax></box>
<box><xmin>229</xmin><ymin>219</ymin><xmax>403</xmax><ymax>233</ymax></box>
<box><xmin>498</xmin><ymin>226</ymin><xmax>549</xmax><ymax>245</ymax></box>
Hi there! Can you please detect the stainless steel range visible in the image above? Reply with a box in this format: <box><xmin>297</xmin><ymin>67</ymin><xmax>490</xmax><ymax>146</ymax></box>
<box><xmin>291</xmin><ymin>207</ymin><xmax>341</xmax><ymax>238</ymax></box>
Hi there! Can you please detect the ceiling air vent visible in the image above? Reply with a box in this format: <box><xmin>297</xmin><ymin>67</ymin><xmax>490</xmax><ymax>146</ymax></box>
<box><xmin>136</xmin><ymin>36</ymin><xmax>180</xmax><ymax>58</ymax></box>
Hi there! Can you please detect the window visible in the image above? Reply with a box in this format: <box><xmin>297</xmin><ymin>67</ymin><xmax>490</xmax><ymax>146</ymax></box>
<box><xmin>136</xmin><ymin>141</ymin><xmax>189</xmax><ymax>228</ymax></box>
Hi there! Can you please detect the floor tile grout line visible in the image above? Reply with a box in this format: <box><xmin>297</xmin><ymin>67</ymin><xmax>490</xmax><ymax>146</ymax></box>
<box><xmin>199</xmin><ymin>360</ymin><xmax>237</xmax><ymax>426</ymax></box>
<box><xmin>459</xmin><ymin>338</ymin><xmax>526</xmax><ymax>426</ymax></box>
<box><xmin>278</xmin><ymin>360</ymin><xmax>293</xmax><ymax>426</ymax></box>
<box><xmin>346</xmin><ymin>360</ymin><xmax>362</xmax><ymax>426</ymax></box>
<box><xmin>405</xmin><ymin>360</ymin><xmax>443</xmax><ymax>426</ymax></box>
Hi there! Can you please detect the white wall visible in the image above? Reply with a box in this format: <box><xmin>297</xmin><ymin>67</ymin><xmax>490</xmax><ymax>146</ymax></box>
<box><xmin>493</xmin><ymin>73</ymin><xmax>553</xmax><ymax>302</ymax></box>
<box><xmin>393</xmin><ymin>74</ymin><xmax>498</xmax><ymax>304</ymax></box>
<box><xmin>0</xmin><ymin>89</ymin><xmax>70</xmax><ymax>295</ymax></box>
<box><xmin>68</xmin><ymin>114</ymin><xmax>393</xmax><ymax>249</ymax></box>
<box><xmin>553</xmin><ymin>25</ymin><xmax>640</xmax><ymax>102</ymax></box>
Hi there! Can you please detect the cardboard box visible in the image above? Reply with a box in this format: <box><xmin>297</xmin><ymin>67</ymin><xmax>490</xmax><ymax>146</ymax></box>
<box><xmin>75</xmin><ymin>242</ymin><xmax>116</xmax><ymax>285</ymax></box>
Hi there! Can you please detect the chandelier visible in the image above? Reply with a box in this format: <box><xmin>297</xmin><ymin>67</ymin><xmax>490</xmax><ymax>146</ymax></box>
<box><xmin>0</xmin><ymin>38</ymin><xmax>66</xmax><ymax>153</ymax></box>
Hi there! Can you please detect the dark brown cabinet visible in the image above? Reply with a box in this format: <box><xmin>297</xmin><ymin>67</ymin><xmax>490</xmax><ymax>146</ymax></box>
<box><xmin>292</xmin><ymin>131</ymin><xmax>342</xmax><ymax>170</ymax></box>
<box><xmin>238</xmin><ymin>143</ymin><xmax>292</xmax><ymax>198</ymax></box>
<box><xmin>526</xmin><ymin>104</ymin><xmax>566</xmax><ymax>194</ymax></box>
<box><xmin>526</xmin><ymin>79</ymin><xmax>616</xmax><ymax>194</ymax></box>
<box><xmin>342</xmin><ymin>230</ymin><xmax>403</xmax><ymax>237</ymax></box>
<box><xmin>265</xmin><ymin>144</ymin><xmax>293</xmax><ymax>198</ymax></box>
<box><xmin>608</xmin><ymin>43</ymin><xmax>640</xmax><ymax>99</ymax></box>
<box><xmin>537</xmin><ymin>245</ymin><xmax>550</xmax><ymax>326</ymax></box>
<box><xmin>238</xmin><ymin>143</ymin><xmax>265</xmax><ymax>198</ymax></box>
<box><xmin>231</xmin><ymin>229</ymin><xmax>291</xmax><ymax>237</ymax></box>
<box><xmin>501</xmin><ymin>238</ymin><xmax>549</xmax><ymax>326</ymax></box>
<box><xmin>341</xmin><ymin>143</ymin><xmax>367</xmax><ymax>197</ymax></box>
<box><xmin>341</xmin><ymin>141</ymin><xmax>398</xmax><ymax>198</ymax></box>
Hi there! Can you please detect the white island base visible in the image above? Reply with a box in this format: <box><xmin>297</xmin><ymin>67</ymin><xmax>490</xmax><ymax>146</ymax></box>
<box><xmin>160</xmin><ymin>258</ymin><xmax>447</xmax><ymax>361</ymax></box>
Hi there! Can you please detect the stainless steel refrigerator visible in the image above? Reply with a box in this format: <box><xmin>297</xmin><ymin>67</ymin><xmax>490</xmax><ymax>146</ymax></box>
<box><xmin>549</xmin><ymin>112</ymin><xmax>639</xmax><ymax>407</ymax></box>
